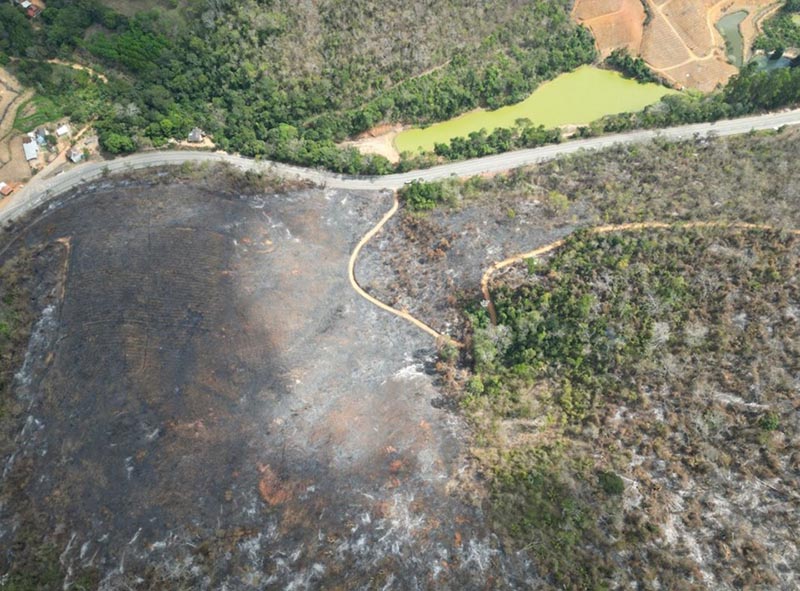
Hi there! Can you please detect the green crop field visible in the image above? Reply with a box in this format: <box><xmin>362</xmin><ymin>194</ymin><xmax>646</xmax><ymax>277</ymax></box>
<box><xmin>394</xmin><ymin>66</ymin><xmax>677</xmax><ymax>154</ymax></box>
<box><xmin>13</xmin><ymin>96</ymin><xmax>64</xmax><ymax>133</ymax></box>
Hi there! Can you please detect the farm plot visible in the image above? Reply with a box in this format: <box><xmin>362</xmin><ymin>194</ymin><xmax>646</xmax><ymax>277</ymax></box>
<box><xmin>0</xmin><ymin>69</ymin><xmax>33</xmax><ymax>184</ymax></box>
<box><xmin>573</xmin><ymin>0</ymin><xmax>782</xmax><ymax>91</ymax></box>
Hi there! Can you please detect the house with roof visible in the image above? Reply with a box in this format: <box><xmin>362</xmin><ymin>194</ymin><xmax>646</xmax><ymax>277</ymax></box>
<box><xmin>23</xmin><ymin>138</ymin><xmax>40</xmax><ymax>162</ymax></box>
<box><xmin>0</xmin><ymin>182</ymin><xmax>13</xmax><ymax>197</ymax></box>
<box><xmin>56</xmin><ymin>124</ymin><xmax>71</xmax><ymax>138</ymax></box>
<box><xmin>18</xmin><ymin>0</ymin><xmax>42</xmax><ymax>17</ymax></box>
<box><xmin>188</xmin><ymin>127</ymin><xmax>204</xmax><ymax>143</ymax></box>
<box><xmin>34</xmin><ymin>128</ymin><xmax>48</xmax><ymax>146</ymax></box>
<box><xmin>68</xmin><ymin>148</ymin><xmax>84</xmax><ymax>163</ymax></box>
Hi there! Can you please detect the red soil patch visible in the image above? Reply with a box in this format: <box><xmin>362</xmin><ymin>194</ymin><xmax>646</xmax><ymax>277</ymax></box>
<box><xmin>577</xmin><ymin>0</ymin><xmax>646</xmax><ymax>57</ymax></box>
<box><xmin>640</xmin><ymin>13</ymin><xmax>693</xmax><ymax>68</ymax></box>
<box><xmin>257</xmin><ymin>463</ymin><xmax>292</xmax><ymax>506</ymax></box>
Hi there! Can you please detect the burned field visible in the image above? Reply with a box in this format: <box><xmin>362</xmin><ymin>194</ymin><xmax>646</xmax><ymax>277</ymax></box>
<box><xmin>2</xmin><ymin>129</ymin><xmax>799</xmax><ymax>590</ymax></box>
<box><xmin>0</xmin><ymin>171</ymin><xmax>530</xmax><ymax>589</ymax></box>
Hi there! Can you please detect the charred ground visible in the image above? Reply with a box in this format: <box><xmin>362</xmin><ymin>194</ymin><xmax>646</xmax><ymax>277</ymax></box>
<box><xmin>2</xmin><ymin>128</ymin><xmax>800</xmax><ymax>590</ymax></box>
<box><xmin>0</xmin><ymin>167</ymin><xmax>533</xmax><ymax>590</ymax></box>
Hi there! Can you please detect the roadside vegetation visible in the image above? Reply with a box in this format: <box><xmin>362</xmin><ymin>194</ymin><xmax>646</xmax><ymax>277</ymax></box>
<box><xmin>465</xmin><ymin>227</ymin><xmax>800</xmax><ymax>589</ymax></box>
<box><xmin>580</xmin><ymin>64</ymin><xmax>800</xmax><ymax>137</ymax></box>
<box><xmin>3</xmin><ymin>0</ymin><xmax>800</xmax><ymax>174</ymax></box>
<box><xmin>400</xmin><ymin>128</ymin><xmax>800</xmax><ymax>226</ymax></box>
<box><xmin>393</xmin><ymin>58</ymin><xmax>800</xmax><ymax>164</ymax></box>
<box><xmin>394</xmin><ymin>66</ymin><xmax>674</xmax><ymax>154</ymax></box>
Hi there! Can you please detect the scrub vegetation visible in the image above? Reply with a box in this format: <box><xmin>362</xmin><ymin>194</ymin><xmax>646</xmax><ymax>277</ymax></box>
<box><xmin>753</xmin><ymin>0</ymin><xmax>800</xmax><ymax>53</ymax></box>
<box><xmin>466</xmin><ymin>227</ymin><xmax>800</xmax><ymax>590</ymax></box>
<box><xmin>384</xmin><ymin>130</ymin><xmax>800</xmax><ymax>588</ymax></box>
<box><xmin>0</xmin><ymin>251</ymin><xmax>34</xmax><ymax>415</ymax></box>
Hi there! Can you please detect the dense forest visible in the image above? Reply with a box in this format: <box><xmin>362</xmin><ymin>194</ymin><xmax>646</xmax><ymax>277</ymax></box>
<box><xmin>2</xmin><ymin>0</ymin><xmax>800</xmax><ymax>173</ymax></box>
<box><xmin>0</xmin><ymin>0</ymin><xmax>595</xmax><ymax>172</ymax></box>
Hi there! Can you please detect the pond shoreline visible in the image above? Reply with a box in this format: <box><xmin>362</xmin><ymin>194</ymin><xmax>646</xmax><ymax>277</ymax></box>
<box><xmin>394</xmin><ymin>66</ymin><xmax>676</xmax><ymax>154</ymax></box>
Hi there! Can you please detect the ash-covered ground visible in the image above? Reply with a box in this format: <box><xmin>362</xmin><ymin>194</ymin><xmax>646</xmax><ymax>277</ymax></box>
<box><xmin>0</xmin><ymin>173</ymin><xmax>535</xmax><ymax>590</ymax></box>
<box><xmin>356</xmin><ymin>196</ymin><xmax>587</xmax><ymax>340</ymax></box>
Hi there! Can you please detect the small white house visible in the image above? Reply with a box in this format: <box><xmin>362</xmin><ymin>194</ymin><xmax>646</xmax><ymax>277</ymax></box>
<box><xmin>56</xmin><ymin>124</ymin><xmax>71</xmax><ymax>137</ymax></box>
<box><xmin>188</xmin><ymin>127</ymin><xmax>204</xmax><ymax>143</ymax></box>
<box><xmin>68</xmin><ymin>148</ymin><xmax>84</xmax><ymax>163</ymax></box>
<box><xmin>23</xmin><ymin>139</ymin><xmax>39</xmax><ymax>161</ymax></box>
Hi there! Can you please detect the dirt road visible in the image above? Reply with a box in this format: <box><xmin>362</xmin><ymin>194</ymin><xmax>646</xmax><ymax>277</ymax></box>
<box><xmin>481</xmin><ymin>221</ymin><xmax>800</xmax><ymax>325</ymax></box>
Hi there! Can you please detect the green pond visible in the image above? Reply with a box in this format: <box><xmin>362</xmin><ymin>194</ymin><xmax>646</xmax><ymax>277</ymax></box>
<box><xmin>716</xmin><ymin>11</ymin><xmax>748</xmax><ymax>68</ymax></box>
<box><xmin>394</xmin><ymin>66</ymin><xmax>677</xmax><ymax>154</ymax></box>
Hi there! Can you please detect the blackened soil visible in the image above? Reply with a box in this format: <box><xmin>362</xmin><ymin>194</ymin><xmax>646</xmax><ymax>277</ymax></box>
<box><xmin>0</xmin><ymin>176</ymin><xmax>533</xmax><ymax>590</ymax></box>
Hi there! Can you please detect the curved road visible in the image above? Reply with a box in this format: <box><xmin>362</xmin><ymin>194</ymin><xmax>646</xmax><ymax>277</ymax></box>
<box><xmin>3</xmin><ymin>108</ymin><xmax>800</xmax><ymax>225</ymax></box>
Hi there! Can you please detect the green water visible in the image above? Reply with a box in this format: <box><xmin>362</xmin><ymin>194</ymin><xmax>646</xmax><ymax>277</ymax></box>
<box><xmin>394</xmin><ymin>66</ymin><xmax>677</xmax><ymax>154</ymax></box>
<box><xmin>751</xmin><ymin>54</ymin><xmax>793</xmax><ymax>70</ymax></box>
<box><xmin>716</xmin><ymin>11</ymin><xmax>748</xmax><ymax>68</ymax></box>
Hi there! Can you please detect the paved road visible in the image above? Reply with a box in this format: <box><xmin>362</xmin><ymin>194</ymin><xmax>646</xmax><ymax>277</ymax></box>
<box><xmin>3</xmin><ymin>108</ymin><xmax>800</xmax><ymax>225</ymax></box>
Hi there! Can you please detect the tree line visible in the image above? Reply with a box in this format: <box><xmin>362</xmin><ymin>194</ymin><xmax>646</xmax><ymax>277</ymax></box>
<box><xmin>0</xmin><ymin>0</ymin><xmax>595</xmax><ymax>174</ymax></box>
<box><xmin>753</xmin><ymin>0</ymin><xmax>800</xmax><ymax>54</ymax></box>
<box><xmin>3</xmin><ymin>0</ymin><xmax>800</xmax><ymax>174</ymax></box>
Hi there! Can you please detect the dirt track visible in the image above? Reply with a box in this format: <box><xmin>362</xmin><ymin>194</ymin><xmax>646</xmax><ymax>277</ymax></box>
<box><xmin>0</xmin><ymin>174</ymin><xmax>532</xmax><ymax>589</ymax></box>
<box><xmin>573</xmin><ymin>0</ymin><xmax>781</xmax><ymax>91</ymax></box>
